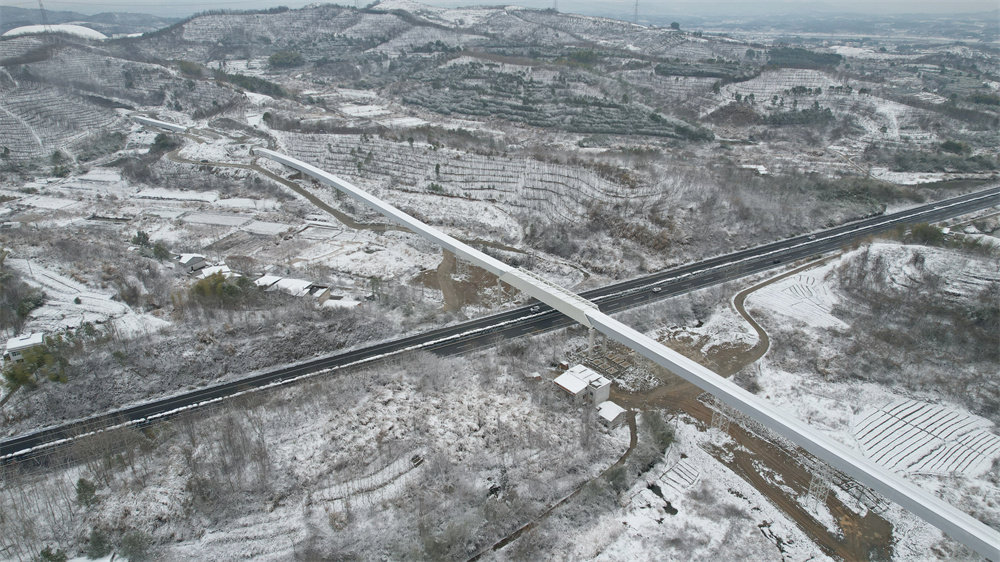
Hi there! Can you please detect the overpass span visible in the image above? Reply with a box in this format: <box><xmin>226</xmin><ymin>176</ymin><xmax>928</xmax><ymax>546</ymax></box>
<box><xmin>254</xmin><ymin>147</ymin><xmax>1000</xmax><ymax>560</ymax></box>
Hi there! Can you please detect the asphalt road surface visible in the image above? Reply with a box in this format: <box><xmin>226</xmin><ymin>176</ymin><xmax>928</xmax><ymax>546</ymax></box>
<box><xmin>2</xmin><ymin>185</ymin><xmax>997</xmax><ymax>462</ymax></box>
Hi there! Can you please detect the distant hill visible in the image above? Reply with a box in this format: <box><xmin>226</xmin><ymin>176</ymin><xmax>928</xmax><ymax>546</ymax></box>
<box><xmin>0</xmin><ymin>6</ymin><xmax>178</xmax><ymax>37</ymax></box>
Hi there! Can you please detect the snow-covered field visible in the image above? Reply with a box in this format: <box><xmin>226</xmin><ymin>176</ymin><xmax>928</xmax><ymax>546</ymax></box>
<box><xmin>737</xmin><ymin>243</ymin><xmax>1000</xmax><ymax>556</ymax></box>
<box><xmin>746</xmin><ymin>267</ymin><xmax>848</xmax><ymax>330</ymax></box>
<box><xmin>0</xmin><ymin>351</ymin><xmax>627</xmax><ymax>560</ymax></box>
<box><xmin>4</xmin><ymin>258</ymin><xmax>169</xmax><ymax>338</ymax></box>
<box><xmin>854</xmin><ymin>399</ymin><xmax>1000</xmax><ymax>477</ymax></box>
<box><xmin>548</xmin><ymin>421</ymin><xmax>834</xmax><ymax>561</ymax></box>
<box><xmin>137</xmin><ymin>188</ymin><xmax>219</xmax><ymax>203</ymax></box>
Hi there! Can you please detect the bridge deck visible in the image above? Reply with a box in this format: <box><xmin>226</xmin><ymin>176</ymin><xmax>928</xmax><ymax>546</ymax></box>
<box><xmin>255</xmin><ymin>148</ymin><xmax>999</xmax><ymax>561</ymax></box>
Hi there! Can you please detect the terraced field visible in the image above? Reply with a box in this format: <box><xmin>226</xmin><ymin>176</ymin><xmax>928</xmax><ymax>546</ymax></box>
<box><xmin>854</xmin><ymin>399</ymin><xmax>1000</xmax><ymax>477</ymax></box>
<box><xmin>279</xmin><ymin>132</ymin><xmax>654</xmax><ymax>222</ymax></box>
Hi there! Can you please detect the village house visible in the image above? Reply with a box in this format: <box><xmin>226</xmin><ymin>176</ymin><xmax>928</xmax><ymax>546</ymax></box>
<box><xmin>197</xmin><ymin>265</ymin><xmax>237</xmax><ymax>279</ymax></box>
<box><xmin>553</xmin><ymin>364</ymin><xmax>611</xmax><ymax>405</ymax></box>
<box><xmin>551</xmin><ymin>364</ymin><xmax>626</xmax><ymax>429</ymax></box>
<box><xmin>175</xmin><ymin>253</ymin><xmax>208</xmax><ymax>273</ymax></box>
<box><xmin>256</xmin><ymin>275</ymin><xmax>332</xmax><ymax>304</ymax></box>
<box><xmin>3</xmin><ymin>332</ymin><xmax>45</xmax><ymax>364</ymax></box>
<box><xmin>597</xmin><ymin>400</ymin><xmax>627</xmax><ymax>428</ymax></box>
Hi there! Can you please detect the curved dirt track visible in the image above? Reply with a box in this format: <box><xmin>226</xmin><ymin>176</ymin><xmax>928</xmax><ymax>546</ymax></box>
<box><xmin>609</xmin><ymin>257</ymin><xmax>894</xmax><ymax>562</ymax></box>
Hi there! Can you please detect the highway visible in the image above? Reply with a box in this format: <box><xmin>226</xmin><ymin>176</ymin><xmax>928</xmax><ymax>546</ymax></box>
<box><xmin>1</xmin><ymin>185</ymin><xmax>997</xmax><ymax>463</ymax></box>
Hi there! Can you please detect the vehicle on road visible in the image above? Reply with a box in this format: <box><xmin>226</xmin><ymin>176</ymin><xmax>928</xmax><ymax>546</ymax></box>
<box><xmin>651</xmin><ymin>286</ymin><xmax>662</xmax><ymax>293</ymax></box>
<box><xmin>529</xmin><ymin>305</ymin><xmax>541</xmax><ymax>312</ymax></box>
<box><xmin>808</xmin><ymin>234</ymin><xmax>816</xmax><ymax>240</ymax></box>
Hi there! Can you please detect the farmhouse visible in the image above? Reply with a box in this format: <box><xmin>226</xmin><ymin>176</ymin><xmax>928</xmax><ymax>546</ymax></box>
<box><xmin>597</xmin><ymin>401</ymin><xmax>627</xmax><ymax>428</ymax></box>
<box><xmin>197</xmin><ymin>265</ymin><xmax>237</xmax><ymax>279</ymax></box>
<box><xmin>3</xmin><ymin>332</ymin><xmax>45</xmax><ymax>364</ymax></box>
<box><xmin>553</xmin><ymin>364</ymin><xmax>611</xmax><ymax>405</ymax></box>
<box><xmin>176</xmin><ymin>254</ymin><xmax>208</xmax><ymax>273</ymax></box>
<box><xmin>257</xmin><ymin>276</ymin><xmax>332</xmax><ymax>304</ymax></box>
<box><xmin>321</xmin><ymin>296</ymin><xmax>363</xmax><ymax>309</ymax></box>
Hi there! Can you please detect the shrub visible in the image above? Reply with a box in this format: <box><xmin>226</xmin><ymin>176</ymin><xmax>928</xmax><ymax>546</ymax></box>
<box><xmin>909</xmin><ymin>223</ymin><xmax>945</xmax><ymax>246</ymax></box>
<box><xmin>2</xmin><ymin>341</ymin><xmax>69</xmax><ymax>390</ymax></box>
<box><xmin>76</xmin><ymin>477</ymin><xmax>97</xmax><ymax>507</ymax></box>
<box><xmin>268</xmin><ymin>50</ymin><xmax>304</xmax><ymax>68</ymax></box>
<box><xmin>176</xmin><ymin>60</ymin><xmax>202</xmax><ymax>77</ymax></box>
<box><xmin>604</xmin><ymin>463</ymin><xmax>628</xmax><ymax>493</ymax></box>
<box><xmin>968</xmin><ymin>93</ymin><xmax>1000</xmax><ymax>106</ymax></box>
<box><xmin>767</xmin><ymin>47</ymin><xmax>842</xmax><ymax>69</ymax></box>
<box><xmin>119</xmin><ymin>530</ymin><xmax>152</xmax><ymax>561</ymax></box>
<box><xmin>764</xmin><ymin>105</ymin><xmax>835</xmax><ymax>126</ymax></box>
<box><xmin>940</xmin><ymin>140</ymin><xmax>969</xmax><ymax>154</ymax></box>
<box><xmin>37</xmin><ymin>547</ymin><xmax>67</xmax><ymax>562</ymax></box>
<box><xmin>642</xmin><ymin>410</ymin><xmax>674</xmax><ymax>453</ymax></box>
<box><xmin>131</xmin><ymin>231</ymin><xmax>152</xmax><ymax>248</ymax></box>
<box><xmin>152</xmin><ymin>242</ymin><xmax>172</xmax><ymax>262</ymax></box>
<box><xmin>189</xmin><ymin>272</ymin><xmax>258</xmax><ymax>308</ymax></box>
<box><xmin>213</xmin><ymin>69</ymin><xmax>287</xmax><ymax>97</ymax></box>
<box><xmin>150</xmin><ymin>133</ymin><xmax>180</xmax><ymax>154</ymax></box>
<box><xmin>85</xmin><ymin>528</ymin><xmax>112</xmax><ymax>559</ymax></box>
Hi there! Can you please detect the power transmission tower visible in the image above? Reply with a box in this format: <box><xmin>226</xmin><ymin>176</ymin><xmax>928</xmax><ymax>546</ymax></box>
<box><xmin>552</xmin><ymin>0</ymin><xmax>558</xmax><ymax>12</ymax></box>
<box><xmin>38</xmin><ymin>0</ymin><xmax>53</xmax><ymax>34</ymax></box>
<box><xmin>633</xmin><ymin>0</ymin><xmax>639</xmax><ymax>24</ymax></box>
<box><xmin>806</xmin><ymin>463</ymin><xmax>835</xmax><ymax>511</ymax></box>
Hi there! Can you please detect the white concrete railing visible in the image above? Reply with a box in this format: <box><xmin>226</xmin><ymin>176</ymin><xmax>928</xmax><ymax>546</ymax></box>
<box><xmin>254</xmin><ymin>147</ymin><xmax>1000</xmax><ymax>561</ymax></box>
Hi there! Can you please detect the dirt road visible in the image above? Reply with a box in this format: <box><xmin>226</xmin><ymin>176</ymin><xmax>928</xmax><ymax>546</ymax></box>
<box><xmin>610</xmin><ymin>257</ymin><xmax>894</xmax><ymax>562</ymax></box>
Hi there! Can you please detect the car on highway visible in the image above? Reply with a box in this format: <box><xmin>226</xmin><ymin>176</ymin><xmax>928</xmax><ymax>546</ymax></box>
<box><xmin>808</xmin><ymin>234</ymin><xmax>816</xmax><ymax>240</ymax></box>
<box><xmin>651</xmin><ymin>286</ymin><xmax>662</xmax><ymax>293</ymax></box>
<box><xmin>529</xmin><ymin>305</ymin><xmax>541</xmax><ymax>312</ymax></box>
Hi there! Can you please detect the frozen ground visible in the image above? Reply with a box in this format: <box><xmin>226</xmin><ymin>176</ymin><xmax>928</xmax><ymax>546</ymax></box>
<box><xmin>4</xmin><ymin>258</ymin><xmax>170</xmax><ymax>338</ymax></box>
<box><xmin>745</xmin><ymin>266</ymin><xmax>849</xmax><ymax>330</ymax></box>
<box><xmin>854</xmin><ymin>399</ymin><xmax>1000</xmax><ymax>477</ymax></box>
<box><xmin>530</xmin><ymin>420</ymin><xmax>834</xmax><ymax>562</ymax></box>
<box><xmin>739</xmin><ymin>244</ymin><xmax>1000</xmax><ymax>557</ymax></box>
<box><xmin>0</xmin><ymin>352</ymin><xmax>626</xmax><ymax>561</ymax></box>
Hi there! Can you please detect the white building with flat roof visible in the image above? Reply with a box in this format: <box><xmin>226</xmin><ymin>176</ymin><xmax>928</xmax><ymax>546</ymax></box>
<box><xmin>3</xmin><ymin>332</ymin><xmax>45</xmax><ymax>364</ymax></box>
<box><xmin>553</xmin><ymin>364</ymin><xmax>611</xmax><ymax>405</ymax></box>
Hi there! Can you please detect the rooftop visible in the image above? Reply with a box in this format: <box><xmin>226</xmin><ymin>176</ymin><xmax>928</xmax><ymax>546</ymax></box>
<box><xmin>553</xmin><ymin>371</ymin><xmax>589</xmax><ymax>395</ymax></box>
<box><xmin>176</xmin><ymin>254</ymin><xmax>206</xmax><ymax>265</ymax></box>
<box><xmin>198</xmin><ymin>265</ymin><xmax>235</xmax><ymax>279</ymax></box>
<box><xmin>597</xmin><ymin>401</ymin><xmax>626</xmax><ymax>423</ymax></box>
<box><xmin>5</xmin><ymin>332</ymin><xmax>44</xmax><ymax>353</ymax></box>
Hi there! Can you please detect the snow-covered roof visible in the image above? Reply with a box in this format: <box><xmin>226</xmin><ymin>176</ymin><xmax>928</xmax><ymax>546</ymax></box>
<box><xmin>2</xmin><ymin>25</ymin><xmax>108</xmax><ymax>41</ymax></box>
<box><xmin>321</xmin><ymin>298</ymin><xmax>362</xmax><ymax>309</ymax></box>
<box><xmin>176</xmin><ymin>254</ymin><xmax>206</xmax><ymax>266</ymax></box>
<box><xmin>566</xmin><ymin>364</ymin><xmax>610</xmax><ymax>388</ymax></box>
<box><xmin>269</xmin><ymin>278</ymin><xmax>314</xmax><ymax>297</ymax></box>
<box><xmin>597</xmin><ymin>401</ymin><xmax>626</xmax><ymax>423</ymax></box>
<box><xmin>5</xmin><ymin>332</ymin><xmax>44</xmax><ymax>353</ymax></box>
<box><xmin>254</xmin><ymin>275</ymin><xmax>282</xmax><ymax>288</ymax></box>
<box><xmin>553</xmin><ymin>371</ymin><xmax>589</xmax><ymax>395</ymax></box>
<box><xmin>198</xmin><ymin>265</ymin><xmax>236</xmax><ymax>279</ymax></box>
